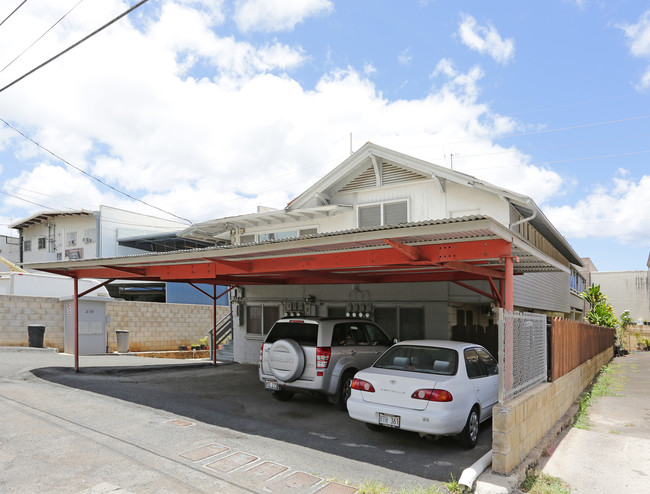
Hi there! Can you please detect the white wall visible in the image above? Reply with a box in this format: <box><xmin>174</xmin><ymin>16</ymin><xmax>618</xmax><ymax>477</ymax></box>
<box><xmin>0</xmin><ymin>271</ymin><xmax>109</xmax><ymax>298</ymax></box>
<box><xmin>591</xmin><ymin>271</ymin><xmax>650</xmax><ymax>323</ymax></box>
<box><xmin>20</xmin><ymin>215</ymin><xmax>96</xmax><ymax>263</ymax></box>
<box><xmin>98</xmin><ymin>206</ymin><xmax>188</xmax><ymax>257</ymax></box>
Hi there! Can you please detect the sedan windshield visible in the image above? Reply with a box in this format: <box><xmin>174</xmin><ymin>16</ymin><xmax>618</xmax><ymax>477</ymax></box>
<box><xmin>374</xmin><ymin>345</ymin><xmax>458</xmax><ymax>375</ymax></box>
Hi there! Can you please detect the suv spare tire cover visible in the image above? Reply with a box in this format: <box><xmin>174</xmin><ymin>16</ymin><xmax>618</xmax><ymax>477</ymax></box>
<box><xmin>268</xmin><ymin>339</ymin><xmax>305</xmax><ymax>383</ymax></box>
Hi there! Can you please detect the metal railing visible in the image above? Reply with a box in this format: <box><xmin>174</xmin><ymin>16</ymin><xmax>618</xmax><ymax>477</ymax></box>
<box><xmin>212</xmin><ymin>312</ymin><xmax>233</xmax><ymax>347</ymax></box>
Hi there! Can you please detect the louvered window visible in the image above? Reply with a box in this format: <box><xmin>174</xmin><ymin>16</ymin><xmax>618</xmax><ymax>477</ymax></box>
<box><xmin>384</xmin><ymin>201</ymin><xmax>408</xmax><ymax>225</ymax></box>
<box><xmin>359</xmin><ymin>205</ymin><xmax>381</xmax><ymax>227</ymax></box>
<box><xmin>358</xmin><ymin>200</ymin><xmax>408</xmax><ymax>228</ymax></box>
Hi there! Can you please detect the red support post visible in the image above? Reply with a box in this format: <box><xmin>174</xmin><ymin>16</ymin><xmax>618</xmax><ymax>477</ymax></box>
<box><xmin>74</xmin><ymin>277</ymin><xmax>79</xmax><ymax>372</ymax></box>
<box><xmin>504</xmin><ymin>255</ymin><xmax>514</xmax><ymax>312</ymax></box>
<box><xmin>212</xmin><ymin>284</ymin><xmax>217</xmax><ymax>367</ymax></box>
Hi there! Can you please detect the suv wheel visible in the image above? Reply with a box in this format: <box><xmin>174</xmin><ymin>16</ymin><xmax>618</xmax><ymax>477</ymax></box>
<box><xmin>271</xmin><ymin>389</ymin><xmax>295</xmax><ymax>401</ymax></box>
<box><xmin>268</xmin><ymin>339</ymin><xmax>305</xmax><ymax>383</ymax></box>
<box><xmin>335</xmin><ymin>370</ymin><xmax>356</xmax><ymax>411</ymax></box>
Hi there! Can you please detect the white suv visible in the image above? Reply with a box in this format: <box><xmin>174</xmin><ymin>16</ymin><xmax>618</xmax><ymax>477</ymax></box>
<box><xmin>259</xmin><ymin>317</ymin><xmax>393</xmax><ymax>410</ymax></box>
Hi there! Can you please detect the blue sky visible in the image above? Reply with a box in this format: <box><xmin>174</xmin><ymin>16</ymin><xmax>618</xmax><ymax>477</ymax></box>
<box><xmin>0</xmin><ymin>0</ymin><xmax>649</xmax><ymax>271</ymax></box>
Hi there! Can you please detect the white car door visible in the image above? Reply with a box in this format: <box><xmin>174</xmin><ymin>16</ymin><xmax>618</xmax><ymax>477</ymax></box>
<box><xmin>464</xmin><ymin>348</ymin><xmax>499</xmax><ymax>420</ymax></box>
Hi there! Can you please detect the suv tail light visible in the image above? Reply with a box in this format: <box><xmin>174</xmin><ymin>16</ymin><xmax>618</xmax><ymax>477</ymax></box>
<box><xmin>411</xmin><ymin>389</ymin><xmax>453</xmax><ymax>402</ymax></box>
<box><xmin>316</xmin><ymin>347</ymin><xmax>331</xmax><ymax>369</ymax></box>
<box><xmin>351</xmin><ymin>378</ymin><xmax>375</xmax><ymax>392</ymax></box>
<box><xmin>259</xmin><ymin>343</ymin><xmax>264</xmax><ymax>368</ymax></box>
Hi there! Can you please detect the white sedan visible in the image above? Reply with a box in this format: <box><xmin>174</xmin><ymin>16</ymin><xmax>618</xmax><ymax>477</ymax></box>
<box><xmin>347</xmin><ymin>340</ymin><xmax>498</xmax><ymax>448</ymax></box>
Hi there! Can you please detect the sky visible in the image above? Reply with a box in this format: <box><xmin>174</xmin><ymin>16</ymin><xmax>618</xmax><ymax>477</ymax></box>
<box><xmin>0</xmin><ymin>0</ymin><xmax>649</xmax><ymax>272</ymax></box>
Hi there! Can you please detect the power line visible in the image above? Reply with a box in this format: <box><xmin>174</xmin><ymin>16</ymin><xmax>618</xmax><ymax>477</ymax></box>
<box><xmin>0</xmin><ymin>0</ymin><xmax>150</xmax><ymax>94</ymax></box>
<box><xmin>0</xmin><ymin>1</ymin><xmax>27</xmax><ymax>29</ymax></box>
<box><xmin>0</xmin><ymin>0</ymin><xmax>87</xmax><ymax>74</ymax></box>
<box><xmin>0</xmin><ymin>117</ymin><xmax>193</xmax><ymax>225</ymax></box>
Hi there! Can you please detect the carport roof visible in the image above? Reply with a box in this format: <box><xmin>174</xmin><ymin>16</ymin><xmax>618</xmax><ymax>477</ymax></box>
<box><xmin>26</xmin><ymin>216</ymin><xmax>568</xmax><ymax>287</ymax></box>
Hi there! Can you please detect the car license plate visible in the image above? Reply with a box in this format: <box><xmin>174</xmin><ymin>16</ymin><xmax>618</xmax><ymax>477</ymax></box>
<box><xmin>379</xmin><ymin>413</ymin><xmax>400</xmax><ymax>428</ymax></box>
<box><xmin>264</xmin><ymin>379</ymin><xmax>279</xmax><ymax>391</ymax></box>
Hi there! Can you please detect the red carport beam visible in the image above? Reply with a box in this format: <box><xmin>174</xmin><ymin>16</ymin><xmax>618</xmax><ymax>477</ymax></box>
<box><xmin>502</xmin><ymin>255</ymin><xmax>515</xmax><ymax>311</ymax></box>
<box><xmin>453</xmin><ymin>280</ymin><xmax>500</xmax><ymax>302</ymax></box>
<box><xmin>384</xmin><ymin>239</ymin><xmax>422</xmax><ymax>261</ymax></box>
<box><xmin>74</xmin><ymin>278</ymin><xmax>79</xmax><ymax>372</ymax></box>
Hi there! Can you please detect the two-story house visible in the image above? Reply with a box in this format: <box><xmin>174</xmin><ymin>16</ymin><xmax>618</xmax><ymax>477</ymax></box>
<box><xmin>178</xmin><ymin>142</ymin><xmax>586</xmax><ymax>364</ymax></box>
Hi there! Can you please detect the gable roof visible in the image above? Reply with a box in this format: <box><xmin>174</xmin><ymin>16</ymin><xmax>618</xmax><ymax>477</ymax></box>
<box><xmin>288</xmin><ymin>141</ymin><xmax>532</xmax><ymax>209</ymax></box>
<box><xmin>288</xmin><ymin>142</ymin><xmax>582</xmax><ymax>266</ymax></box>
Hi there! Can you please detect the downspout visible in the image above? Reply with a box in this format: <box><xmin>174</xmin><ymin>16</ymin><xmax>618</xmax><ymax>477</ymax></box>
<box><xmin>509</xmin><ymin>198</ymin><xmax>537</xmax><ymax>231</ymax></box>
<box><xmin>459</xmin><ymin>450</ymin><xmax>492</xmax><ymax>490</ymax></box>
<box><xmin>94</xmin><ymin>211</ymin><xmax>101</xmax><ymax>257</ymax></box>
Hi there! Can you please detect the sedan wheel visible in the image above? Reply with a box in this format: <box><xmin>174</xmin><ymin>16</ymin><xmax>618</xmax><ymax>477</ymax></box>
<box><xmin>459</xmin><ymin>407</ymin><xmax>480</xmax><ymax>448</ymax></box>
<box><xmin>335</xmin><ymin>370</ymin><xmax>356</xmax><ymax>411</ymax></box>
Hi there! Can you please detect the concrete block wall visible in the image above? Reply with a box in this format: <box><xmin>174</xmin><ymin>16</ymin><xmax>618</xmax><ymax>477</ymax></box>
<box><xmin>0</xmin><ymin>295</ymin><xmax>230</xmax><ymax>353</ymax></box>
<box><xmin>492</xmin><ymin>347</ymin><xmax>613</xmax><ymax>475</ymax></box>
<box><xmin>106</xmin><ymin>301</ymin><xmax>229</xmax><ymax>352</ymax></box>
<box><xmin>0</xmin><ymin>295</ymin><xmax>65</xmax><ymax>349</ymax></box>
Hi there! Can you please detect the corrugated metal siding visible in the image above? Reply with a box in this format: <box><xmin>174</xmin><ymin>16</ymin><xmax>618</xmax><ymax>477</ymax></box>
<box><xmin>513</xmin><ymin>271</ymin><xmax>570</xmax><ymax>313</ymax></box>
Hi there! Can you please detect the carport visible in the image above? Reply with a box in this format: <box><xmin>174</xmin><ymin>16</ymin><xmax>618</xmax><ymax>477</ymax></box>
<box><xmin>28</xmin><ymin>216</ymin><xmax>566</xmax><ymax>371</ymax></box>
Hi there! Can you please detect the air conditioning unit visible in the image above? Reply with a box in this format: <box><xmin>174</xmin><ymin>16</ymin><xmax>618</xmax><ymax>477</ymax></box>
<box><xmin>83</xmin><ymin>237</ymin><xmax>92</xmax><ymax>243</ymax></box>
<box><xmin>68</xmin><ymin>240</ymin><xmax>76</xmax><ymax>246</ymax></box>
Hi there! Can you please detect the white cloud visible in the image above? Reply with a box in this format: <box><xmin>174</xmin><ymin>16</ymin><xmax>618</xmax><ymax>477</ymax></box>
<box><xmin>398</xmin><ymin>48</ymin><xmax>412</xmax><ymax>66</ymax></box>
<box><xmin>234</xmin><ymin>0</ymin><xmax>334</xmax><ymax>33</ymax></box>
<box><xmin>619</xmin><ymin>10</ymin><xmax>650</xmax><ymax>91</ymax></box>
<box><xmin>0</xmin><ymin>0</ymin><xmax>563</xmax><ymax>231</ymax></box>
<box><xmin>457</xmin><ymin>14</ymin><xmax>515</xmax><ymax>65</ymax></box>
<box><xmin>545</xmin><ymin>172</ymin><xmax>650</xmax><ymax>242</ymax></box>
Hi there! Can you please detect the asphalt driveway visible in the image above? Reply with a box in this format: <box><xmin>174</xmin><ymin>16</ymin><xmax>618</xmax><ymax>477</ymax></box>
<box><xmin>0</xmin><ymin>349</ymin><xmax>493</xmax><ymax>493</ymax></box>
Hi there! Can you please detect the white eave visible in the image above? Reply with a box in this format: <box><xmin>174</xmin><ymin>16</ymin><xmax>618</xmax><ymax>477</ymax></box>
<box><xmin>179</xmin><ymin>204</ymin><xmax>352</xmax><ymax>241</ymax></box>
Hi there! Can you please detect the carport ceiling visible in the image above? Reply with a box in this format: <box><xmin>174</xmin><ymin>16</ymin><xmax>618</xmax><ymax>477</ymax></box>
<box><xmin>27</xmin><ymin>216</ymin><xmax>567</xmax><ymax>286</ymax></box>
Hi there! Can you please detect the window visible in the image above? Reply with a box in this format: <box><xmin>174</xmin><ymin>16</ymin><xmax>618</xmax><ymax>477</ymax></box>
<box><xmin>464</xmin><ymin>349</ymin><xmax>484</xmax><ymax>378</ymax></box>
<box><xmin>358</xmin><ymin>200</ymin><xmax>408</xmax><ymax>228</ymax></box>
<box><xmin>83</xmin><ymin>229</ymin><xmax>96</xmax><ymax>243</ymax></box>
<box><xmin>66</xmin><ymin>232</ymin><xmax>77</xmax><ymax>246</ymax></box>
<box><xmin>246</xmin><ymin>304</ymin><xmax>280</xmax><ymax>335</ymax></box>
<box><xmin>37</xmin><ymin>237</ymin><xmax>46</xmax><ymax>250</ymax></box>
<box><xmin>374</xmin><ymin>306</ymin><xmax>424</xmax><ymax>341</ymax></box>
<box><xmin>24</xmin><ymin>240</ymin><xmax>32</xmax><ymax>252</ymax></box>
<box><xmin>477</xmin><ymin>348</ymin><xmax>498</xmax><ymax>376</ymax></box>
<box><xmin>464</xmin><ymin>348</ymin><xmax>498</xmax><ymax>378</ymax></box>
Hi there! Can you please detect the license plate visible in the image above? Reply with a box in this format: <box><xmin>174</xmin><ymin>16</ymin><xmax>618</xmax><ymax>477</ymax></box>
<box><xmin>264</xmin><ymin>379</ymin><xmax>279</xmax><ymax>391</ymax></box>
<box><xmin>379</xmin><ymin>413</ymin><xmax>400</xmax><ymax>428</ymax></box>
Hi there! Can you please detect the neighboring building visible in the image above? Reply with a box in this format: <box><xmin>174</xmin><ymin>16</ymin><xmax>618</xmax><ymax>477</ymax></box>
<box><xmin>180</xmin><ymin>142</ymin><xmax>587</xmax><ymax>364</ymax></box>
<box><xmin>10</xmin><ymin>205</ymin><xmax>225</xmax><ymax>305</ymax></box>
<box><xmin>591</xmin><ymin>254</ymin><xmax>650</xmax><ymax>325</ymax></box>
<box><xmin>0</xmin><ymin>235</ymin><xmax>20</xmax><ymax>265</ymax></box>
<box><xmin>10</xmin><ymin>205</ymin><xmax>191</xmax><ymax>263</ymax></box>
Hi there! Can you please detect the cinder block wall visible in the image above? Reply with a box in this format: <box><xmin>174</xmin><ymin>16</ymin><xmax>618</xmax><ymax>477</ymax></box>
<box><xmin>106</xmin><ymin>301</ymin><xmax>229</xmax><ymax>352</ymax></box>
<box><xmin>0</xmin><ymin>295</ymin><xmax>230</xmax><ymax>353</ymax></box>
<box><xmin>0</xmin><ymin>295</ymin><xmax>65</xmax><ymax>349</ymax></box>
<box><xmin>492</xmin><ymin>347</ymin><xmax>613</xmax><ymax>475</ymax></box>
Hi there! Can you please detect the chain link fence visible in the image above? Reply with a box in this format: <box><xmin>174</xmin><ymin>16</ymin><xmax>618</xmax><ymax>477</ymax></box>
<box><xmin>497</xmin><ymin>309</ymin><xmax>548</xmax><ymax>402</ymax></box>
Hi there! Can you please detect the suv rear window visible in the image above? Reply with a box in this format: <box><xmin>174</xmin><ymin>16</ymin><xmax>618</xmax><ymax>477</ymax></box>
<box><xmin>265</xmin><ymin>322</ymin><xmax>319</xmax><ymax>346</ymax></box>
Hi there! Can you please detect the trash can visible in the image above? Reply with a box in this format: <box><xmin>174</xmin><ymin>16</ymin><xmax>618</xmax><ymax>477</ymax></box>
<box><xmin>28</xmin><ymin>324</ymin><xmax>45</xmax><ymax>348</ymax></box>
<box><xmin>116</xmin><ymin>330</ymin><xmax>130</xmax><ymax>353</ymax></box>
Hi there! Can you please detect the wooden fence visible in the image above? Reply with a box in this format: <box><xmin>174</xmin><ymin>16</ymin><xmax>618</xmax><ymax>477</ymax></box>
<box><xmin>549</xmin><ymin>318</ymin><xmax>615</xmax><ymax>381</ymax></box>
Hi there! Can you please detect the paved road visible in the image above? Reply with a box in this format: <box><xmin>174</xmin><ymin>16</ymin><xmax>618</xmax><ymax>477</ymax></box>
<box><xmin>541</xmin><ymin>351</ymin><xmax>650</xmax><ymax>494</ymax></box>
<box><xmin>0</xmin><ymin>348</ymin><xmax>490</xmax><ymax>493</ymax></box>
